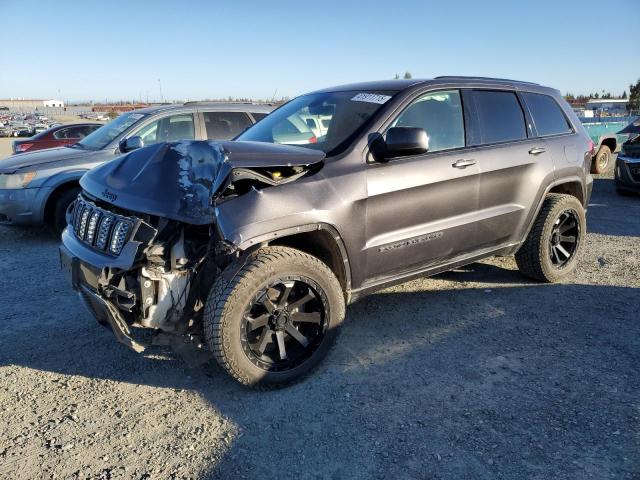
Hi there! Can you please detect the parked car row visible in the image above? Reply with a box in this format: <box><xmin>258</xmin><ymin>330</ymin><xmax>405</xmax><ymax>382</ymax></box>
<box><xmin>79</xmin><ymin>112</ymin><xmax>111</xmax><ymax>121</ymax></box>
<box><xmin>0</xmin><ymin>112</ymin><xmax>57</xmax><ymax>138</ymax></box>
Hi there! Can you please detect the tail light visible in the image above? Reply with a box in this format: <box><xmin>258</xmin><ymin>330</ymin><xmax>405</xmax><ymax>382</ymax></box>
<box><xmin>308</xmin><ymin>136</ymin><xmax>318</xmax><ymax>144</ymax></box>
<box><xmin>16</xmin><ymin>143</ymin><xmax>33</xmax><ymax>152</ymax></box>
<box><xmin>588</xmin><ymin>140</ymin><xmax>595</xmax><ymax>156</ymax></box>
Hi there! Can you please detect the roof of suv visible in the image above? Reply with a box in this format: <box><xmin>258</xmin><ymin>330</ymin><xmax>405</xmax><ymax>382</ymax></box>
<box><xmin>129</xmin><ymin>102</ymin><xmax>275</xmax><ymax>115</ymax></box>
<box><xmin>312</xmin><ymin>76</ymin><xmax>551</xmax><ymax>94</ymax></box>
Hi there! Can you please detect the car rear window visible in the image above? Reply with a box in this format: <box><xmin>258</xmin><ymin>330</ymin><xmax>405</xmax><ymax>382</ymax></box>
<box><xmin>472</xmin><ymin>90</ymin><xmax>527</xmax><ymax>144</ymax></box>
<box><xmin>522</xmin><ymin>92</ymin><xmax>572</xmax><ymax>137</ymax></box>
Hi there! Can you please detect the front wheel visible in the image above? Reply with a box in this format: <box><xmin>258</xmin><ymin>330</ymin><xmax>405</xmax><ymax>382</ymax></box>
<box><xmin>515</xmin><ymin>194</ymin><xmax>586</xmax><ymax>282</ymax></box>
<box><xmin>204</xmin><ymin>246</ymin><xmax>345</xmax><ymax>388</ymax></box>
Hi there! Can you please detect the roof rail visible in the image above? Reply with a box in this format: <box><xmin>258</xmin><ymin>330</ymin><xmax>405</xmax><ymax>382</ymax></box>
<box><xmin>434</xmin><ymin>76</ymin><xmax>540</xmax><ymax>86</ymax></box>
<box><xmin>182</xmin><ymin>100</ymin><xmax>273</xmax><ymax>106</ymax></box>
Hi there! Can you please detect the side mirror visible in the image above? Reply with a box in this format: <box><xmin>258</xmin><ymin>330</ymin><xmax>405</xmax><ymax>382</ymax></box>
<box><xmin>382</xmin><ymin>127</ymin><xmax>429</xmax><ymax>159</ymax></box>
<box><xmin>119</xmin><ymin>135</ymin><xmax>144</xmax><ymax>153</ymax></box>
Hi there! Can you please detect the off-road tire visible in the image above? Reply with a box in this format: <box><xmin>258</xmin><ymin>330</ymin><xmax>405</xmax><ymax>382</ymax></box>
<box><xmin>204</xmin><ymin>246</ymin><xmax>345</xmax><ymax>388</ymax></box>
<box><xmin>52</xmin><ymin>188</ymin><xmax>80</xmax><ymax>235</ymax></box>
<box><xmin>515</xmin><ymin>193</ymin><xmax>585</xmax><ymax>283</ymax></box>
<box><xmin>591</xmin><ymin>145</ymin><xmax>612</xmax><ymax>174</ymax></box>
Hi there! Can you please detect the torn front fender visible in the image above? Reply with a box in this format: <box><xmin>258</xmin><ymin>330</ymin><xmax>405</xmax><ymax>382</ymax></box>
<box><xmin>80</xmin><ymin>140</ymin><xmax>325</xmax><ymax>225</ymax></box>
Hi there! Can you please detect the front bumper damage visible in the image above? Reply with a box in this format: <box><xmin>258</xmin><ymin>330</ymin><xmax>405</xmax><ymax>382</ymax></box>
<box><xmin>59</xmin><ymin>230</ymin><xmax>147</xmax><ymax>352</ymax></box>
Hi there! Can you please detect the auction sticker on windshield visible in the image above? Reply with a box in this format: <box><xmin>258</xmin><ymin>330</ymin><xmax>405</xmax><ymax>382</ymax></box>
<box><xmin>351</xmin><ymin>93</ymin><xmax>392</xmax><ymax>104</ymax></box>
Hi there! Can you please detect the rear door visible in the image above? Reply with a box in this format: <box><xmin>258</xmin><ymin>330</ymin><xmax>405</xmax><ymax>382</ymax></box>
<box><xmin>467</xmin><ymin>89</ymin><xmax>555</xmax><ymax>249</ymax></box>
<box><xmin>363</xmin><ymin>89</ymin><xmax>481</xmax><ymax>282</ymax></box>
<box><xmin>519</xmin><ymin>92</ymin><xmax>578</xmax><ymax>182</ymax></box>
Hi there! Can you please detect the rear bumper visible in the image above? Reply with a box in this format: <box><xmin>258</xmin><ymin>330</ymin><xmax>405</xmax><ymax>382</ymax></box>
<box><xmin>614</xmin><ymin>155</ymin><xmax>640</xmax><ymax>192</ymax></box>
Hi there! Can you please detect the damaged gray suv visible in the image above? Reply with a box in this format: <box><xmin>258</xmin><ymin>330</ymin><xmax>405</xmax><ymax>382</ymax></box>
<box><xmin>60</xmin><ymin>77</ymin><xmax>593</xmax><ymax>387</ymax></box>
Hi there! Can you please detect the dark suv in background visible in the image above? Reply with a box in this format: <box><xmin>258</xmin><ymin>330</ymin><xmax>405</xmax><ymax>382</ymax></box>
<box><xmin>60</xmin><ymin>77</ymin><xmax>593</xmax><ymax>387</ymax></box>
<box><xmin>0</xmin><ymin>103</ymin><xmax>274</xmax><ymax>232</ymax></box>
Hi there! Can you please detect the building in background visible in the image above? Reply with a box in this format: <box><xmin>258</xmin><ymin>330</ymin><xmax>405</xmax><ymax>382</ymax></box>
<box><xmin>0</xmin><ymin>98</ymin><xmax>65</xmax><ymax>110</ymax></box>
<box><xmin>584</xmin><ymin>98</ymin><xmax>629</xmax><ymax>116</ymax></box>
<box><xmin>43</xmin><ymin>99</ymin><xmax>64</xmax><ymax>107</ymax></box>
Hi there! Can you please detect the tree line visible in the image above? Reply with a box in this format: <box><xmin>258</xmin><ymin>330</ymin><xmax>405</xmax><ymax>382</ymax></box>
<box><xmin>565</xmin><ymin>79</ymin><xmax>639</xmax><ymax>110</ymax></box>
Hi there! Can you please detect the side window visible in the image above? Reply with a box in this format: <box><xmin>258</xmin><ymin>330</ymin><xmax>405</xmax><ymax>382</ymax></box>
<box><xmin>472</xmin><ymin>90</ymin><xmax>527</xmax><ymax>144</ymax></box>
<box><xmin>522</xmin><ymin>92</ymin><xmax>572</xmax><ymax>137</ymax></box>
<box><xmin>65</xmin><ymin>126</ymin><xmax>91</xmax><ymax>138</ymax></box>
<box><xmin>134</xmin><ymin>113</ymin><xmax>195</xmax><ymax>145</ymax></box>
<box><xmin>53</xmin><ymin>128</ymin><xmax>70</xmax><ymax>139</ymax></box>
<box><xmin>391</xmin><ymin>90</ymin><xmax>465</xmax><ymax>153</ymax></box>
<box><xmin>203</xmin><ymin>112</ymin><xmax>252</xmax><ymax>140</ymax></box>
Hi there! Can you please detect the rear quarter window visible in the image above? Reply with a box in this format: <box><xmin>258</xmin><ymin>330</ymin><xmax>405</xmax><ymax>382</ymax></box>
<box><xmin>522</xmin><ymin>92</ymin><xmax>573</xmax><ymax>137</ymax></box>
<box><xmin>472</xmin><ymin>90</ymin><xmax>527</xmax><ymax>144</ymax></box>
<box><xmin>251</xmin><ymin>112</ymin><xmax>268</xmax><ymax>121</ymax></box>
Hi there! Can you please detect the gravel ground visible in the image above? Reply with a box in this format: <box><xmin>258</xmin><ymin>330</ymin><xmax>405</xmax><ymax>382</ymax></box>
<box><xmin>1</xmin><ymin>173</ymin><xmax>639</xmax><ymax>479</ymax></box>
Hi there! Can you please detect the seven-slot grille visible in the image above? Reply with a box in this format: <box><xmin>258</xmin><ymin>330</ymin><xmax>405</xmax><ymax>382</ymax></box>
<box><xmin>71</xmin><ymin>197</ymin><xmax>134</xmax><ymax>255</ymax></box>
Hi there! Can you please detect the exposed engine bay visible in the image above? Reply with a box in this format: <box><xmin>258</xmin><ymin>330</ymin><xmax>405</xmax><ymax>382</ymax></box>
<box><xmin>63</xmin><ymin>140</ymin><xmax>325</xmax><ymax>352</ymax></box>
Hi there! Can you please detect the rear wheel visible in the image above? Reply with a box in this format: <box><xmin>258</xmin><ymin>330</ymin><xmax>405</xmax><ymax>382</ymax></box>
<box><xmin>51</xmin><ymin>188</ymin><xmax>80</xmax><ymax>235</ymax></box>
<box><xmin>515</xmin><ymin>194</ymin><xmax>585</xmax><ymax>282</ymax></box>
<box><xmin>204</xmin><ymin>246</ymin><xmax>345</xmax><ymax>388</ymax></box>
<box><xmin>591</xmin><ymin>145</ymin><xmax>612</xmax><ymax>174</ymax></box>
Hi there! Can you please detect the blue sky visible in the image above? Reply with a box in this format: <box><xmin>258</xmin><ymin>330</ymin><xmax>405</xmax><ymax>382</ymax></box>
<box><xmin>0</xmin><ymin>0</ymin><xmax>637</xmax><ymax>102</ymax></box>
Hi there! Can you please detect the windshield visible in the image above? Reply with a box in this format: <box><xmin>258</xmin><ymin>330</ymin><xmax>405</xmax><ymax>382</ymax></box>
<box><xmin>75</xmin><ymin>112</ymin><xmax>147</xmax><ymax>150</ymax></box>
<box><xmin>236</xmin><ymin>90</ymin><xmax>398</xmax><ymax>155</ymax></box>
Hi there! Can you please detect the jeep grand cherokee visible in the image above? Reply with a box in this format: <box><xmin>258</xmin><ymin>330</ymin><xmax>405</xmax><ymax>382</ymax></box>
<box><xmin>59</xmin><ymin>77</ymin><xmax>593</xmax><ymax>387</ymax></box>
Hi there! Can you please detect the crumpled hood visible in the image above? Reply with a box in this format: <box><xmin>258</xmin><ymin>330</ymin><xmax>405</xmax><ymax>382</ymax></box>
<box><xmin>0</xmin><ymin>146</ymin><xmax>106</xmax><ymax>173</ymax></box>
<box><xmin>80</xmin><ymin>140</ymin><xmax>325</xmax><ymax>224</ymax></box>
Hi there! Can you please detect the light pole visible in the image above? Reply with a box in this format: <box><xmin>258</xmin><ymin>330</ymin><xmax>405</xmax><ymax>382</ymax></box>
<box><xmin>158</xmin><ymin>79</ymin><xmax>164</xmax><ymax>103</ymax></box>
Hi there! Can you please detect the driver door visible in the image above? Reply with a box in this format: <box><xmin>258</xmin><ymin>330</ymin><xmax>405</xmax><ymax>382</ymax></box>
<box><xmin>363</xmin><ymin>89</ymin><xmax>481</xmax><ymax>283</ymax></box>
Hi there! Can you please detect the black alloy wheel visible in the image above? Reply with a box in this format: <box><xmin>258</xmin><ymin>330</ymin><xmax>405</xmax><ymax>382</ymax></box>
<box><xmin>548</xmin><ymin>210</ymin><xmax>580</xmax><ymax>267</ymax></box>
<box><xmin>241</xmin><ymin>277</ymin><xmax>328</xmax><ymax>372</ymax></box>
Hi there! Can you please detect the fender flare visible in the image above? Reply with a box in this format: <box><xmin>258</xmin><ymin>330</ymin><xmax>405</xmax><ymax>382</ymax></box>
<box><xmin>234</xmin><ymin>222</ymin><xmax>352</xmax><ymax>291</ymax></box>
<box><xmin>516</xmin><ymin>175</ymin><xmax>587</xmax><ymax>250</ymax></box>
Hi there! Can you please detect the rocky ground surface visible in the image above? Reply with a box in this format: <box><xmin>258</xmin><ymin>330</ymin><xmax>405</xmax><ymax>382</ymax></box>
<box><xmin>1</xmin><ymin>173</ymin><xmax>639</xmax><ymax>479</ymax></box>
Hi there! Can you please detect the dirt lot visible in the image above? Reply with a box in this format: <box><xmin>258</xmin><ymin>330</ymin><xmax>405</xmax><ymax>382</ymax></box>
<box><xmin>1</xmin><ymin>137</ymin><xmax>18</xmax><ymax>159</ymax></box>
<box><xmin>0</xmin><ymin>173</ymin><xmax>639</xmax><ymax>479</ymax></box>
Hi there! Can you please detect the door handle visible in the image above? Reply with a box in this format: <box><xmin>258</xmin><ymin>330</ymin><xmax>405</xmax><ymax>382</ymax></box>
<box><xmin>452</xmin><ymin>159</ymin><xmax>476</xmax><ymax>169</ymax></box>
<box><xmin>529</xmin><ymin>147</ymin><xmax>546</xmax><ymax>155</ymax></box>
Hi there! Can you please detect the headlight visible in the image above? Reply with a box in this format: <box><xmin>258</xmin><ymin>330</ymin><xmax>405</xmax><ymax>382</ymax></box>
<box><xmin>0</xmin><ymin>171</ymin><xmax>37</xmax><ymax>189</ymax></box>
